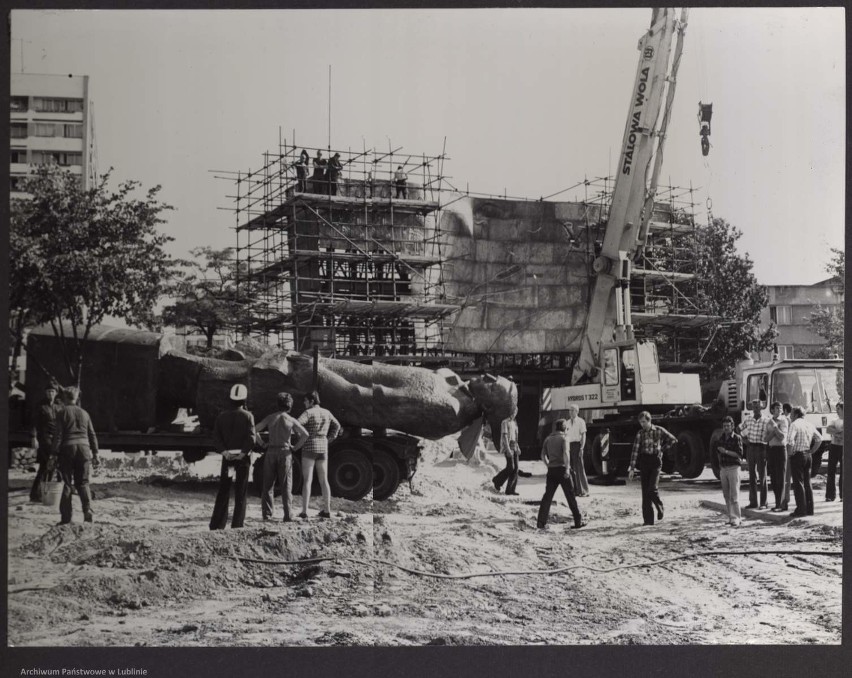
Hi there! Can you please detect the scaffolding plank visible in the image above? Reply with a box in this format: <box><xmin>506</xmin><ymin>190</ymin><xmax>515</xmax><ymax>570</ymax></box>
<box><xmin>633</xmin><ymin>312</ymin><xmax>718</xmax><ymax>330</ymax></box>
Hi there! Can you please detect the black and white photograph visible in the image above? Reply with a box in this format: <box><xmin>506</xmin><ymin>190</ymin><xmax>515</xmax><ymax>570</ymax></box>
<box><xmin>3</xmin><ymin>4</ymin><xmax>846</xmax><ymax>666</ymax></box>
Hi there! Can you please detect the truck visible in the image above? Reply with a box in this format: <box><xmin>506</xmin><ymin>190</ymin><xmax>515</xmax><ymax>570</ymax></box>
<box><xmin>538</xmin><ymin>8</ymin><xmax>843</xmax><ymax>479</ymax></box>
<box><xmin>10</xmin><ymin>324</ymin><xmax>518</xmax><ymax>502</ymax></box>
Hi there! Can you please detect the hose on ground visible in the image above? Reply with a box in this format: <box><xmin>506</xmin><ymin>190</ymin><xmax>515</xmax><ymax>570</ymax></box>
<box><xmin>235</xmin><ymin>549</ymin><xmax>842</xmax><ymax>580</ymax></box>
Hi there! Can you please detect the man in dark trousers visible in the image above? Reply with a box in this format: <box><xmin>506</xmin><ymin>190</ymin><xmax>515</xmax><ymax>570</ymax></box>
<box><xmin>491</xmin><ymin>406</ymin><xmax>520</xmax><ymax>495</ymax></box>
<box><xmin>52</xmin><ymin>386</ymin><xmax>99</xmax><ymax>524</ymax></box>
<box><xmin>536</xmin><ymin>419</ymin><xmax>586</xmax><ymax>529</ymax></box>
<box><xmin>327</xmin><ymin>152</ymin><xmax>343</xmax><ymax>195</ymax></box>
<box><xmin>628</xmin><ymin>411</ymin><xmax>677</xmax><ymax>526</ymax></box>
<box><xmin>210</xmin><ymin>384</ymin><xmax>258</xmax><ymax>530</ymax></box>
<box><xmin>29</xmin><ymin>382</ymin><xmax>61</xmax><ymax>502</ymax></box>
<box><xmin>786</xmin><ymin>406</ymin><xmax>822</xmax><ymax>518</ymax></box>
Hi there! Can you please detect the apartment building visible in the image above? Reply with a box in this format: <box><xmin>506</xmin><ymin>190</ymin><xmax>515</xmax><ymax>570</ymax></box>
<box><xmin>757</xmin><ymin>278</ymin><xmax>843</xmax><ymax>360</ymax></box>
<box><xmin>10</xmin><ymin>72</ymin><xmax>98</xmax><ymax>196</ymax></box>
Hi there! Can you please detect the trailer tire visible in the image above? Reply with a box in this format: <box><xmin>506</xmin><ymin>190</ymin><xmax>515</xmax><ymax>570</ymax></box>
<box><xmin>372</xmin><ymin>447</ymin><xmax>402</xmax><ymax>501</ymax></box>
<box><xmin>675</xmin><ymin>430</ymin><xmax>706</xmax><ymax>479</ymax></box>
<box><xmin>328</xmin><ymin>445</ymin><xmax>373</xmax><ymax>501</ymax></box>
<box><xmin>708</xmin><ymin>428</ymin><xmax>723</xmax><ymax>479</ymax></box>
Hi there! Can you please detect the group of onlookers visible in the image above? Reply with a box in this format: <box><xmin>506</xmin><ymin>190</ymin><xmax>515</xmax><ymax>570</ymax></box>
<box><xmin>719</xmin><ymin>399</ymin><xmax>843</xmax><ymax>526</ymax></box>
<box><xmin>291</xmin><ymin>148</ymin><xmax>408</xmax><ymax>198</ymax></box>
<box><xmin>29</xmin><ymin>383</ymin><xmax>99</xmax><ymax>525</ymax></box>
<box><xmin>492</xmin><ymin>399</ymin><xmax>843</xmax><ymax>531</ymax></box>
<box><xmin>28</xmin><ymin>382</ymin><xmax>341</xmax><ymax>529</ymax></box>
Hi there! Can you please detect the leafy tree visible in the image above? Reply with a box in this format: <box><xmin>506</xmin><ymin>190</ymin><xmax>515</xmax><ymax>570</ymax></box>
<box><xmin>692</xmin><ymin>218</ymin><xmax>777</xmax><ymax>380</ymax></box>
<box><xmin>808</xmin><ymin>247</ymin><xmax>844</xmax><ymax>357</ymax></box>
<box><xmin>9</xmin><ymin>165</ymin><xmax>174</xmax><ymax>385</ymax></box>
<box><xmin>160</xmin><ymin>247</ymin><xmax>245</xmax><ymax>350</ymax></box>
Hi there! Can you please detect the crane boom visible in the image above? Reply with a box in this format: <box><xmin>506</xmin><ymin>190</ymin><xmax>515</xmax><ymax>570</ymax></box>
<box><xmin>572</xmin><ymin>8</ymin><xmax>688</xmax><ymax>385</ymax></box>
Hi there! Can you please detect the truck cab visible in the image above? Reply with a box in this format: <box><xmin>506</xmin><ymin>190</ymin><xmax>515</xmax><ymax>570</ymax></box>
<box><xmin>719</xmin><ymin>357</ymin><xmax>844</xmax><ymax>441</ymax></box>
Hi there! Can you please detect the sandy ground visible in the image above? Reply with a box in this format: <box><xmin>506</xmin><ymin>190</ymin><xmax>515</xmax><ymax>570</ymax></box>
<box><xmin>7</xmin><ymin>443</ymin><xmax>842</xmax><ymax>646</ymax></box>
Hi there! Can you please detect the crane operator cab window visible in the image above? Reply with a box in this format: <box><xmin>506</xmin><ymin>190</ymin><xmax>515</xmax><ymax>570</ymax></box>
<box><xmin>621</xmin><ymin>348</ymin><xmax>637</xmax><ymax>401</ymax></box>
<box><xmin>603</xmin><ymin>348</ymin><xmax>619</xmax><ymax>387</ymax></box>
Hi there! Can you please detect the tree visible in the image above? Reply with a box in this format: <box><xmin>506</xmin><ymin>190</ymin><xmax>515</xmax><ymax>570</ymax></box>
<box><xmin>692</xmin><ymin>218</ymin><xmax>777</xmax><ymax>381</ymax></box>
<box><xmin>10</xmin><ymin>165</ymin><xmax>174</xmax><ymax>385</ymax></box>
<box><xmin>160</xmin><ymin>247</ymin><xmax>245</xmax><ymax>350</ymax></box>
<box><xmin>808</xmin><ymin>247</ymin><xmax>844</xmax><ymax>357</ymax></box>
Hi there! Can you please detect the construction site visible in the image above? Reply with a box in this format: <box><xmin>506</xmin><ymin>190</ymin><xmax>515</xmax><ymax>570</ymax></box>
<box><xmin>7</xmin><ymin>8</ymin><xmax>843</xmax><ymax>657</ymax></box>
<box><xmin>219</xmin><ymin>139</ymin><xmax>715</xmax><ymax>453</ymax></box>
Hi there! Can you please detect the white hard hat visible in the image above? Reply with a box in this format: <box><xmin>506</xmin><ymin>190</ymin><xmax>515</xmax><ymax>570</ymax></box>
<box><xmin>229</xmin><ymin>384</ymin><xmax>248</xmax><ymax>402</ymax></box>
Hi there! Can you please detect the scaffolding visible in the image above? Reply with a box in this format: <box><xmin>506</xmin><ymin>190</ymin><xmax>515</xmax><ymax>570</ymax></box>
<box><xmin>221</xmin><ymin>137</ymin><xmax>458</xmax><ymax>362</ymax></box>
<box><xmin>570</xmin><ymin>175</ymin><xmax>715</xmax><ymax>365</ymax></box>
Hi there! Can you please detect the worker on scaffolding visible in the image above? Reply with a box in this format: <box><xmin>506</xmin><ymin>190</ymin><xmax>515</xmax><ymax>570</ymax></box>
<box><xmin>294</xmin><ymin>149</ymin><xmax>310</xmax><ymax>192</ymax></box>
<box><xmin>311</xmin><ymin>150</ymin><xmax>327</xmax><ymax>194</ymax></box>
<box><xmin>394</xmin><ymin>165</ymin><xmax>407</xmax><ymax>199</ymax></box>
<box><xmin>327</xmin><ymin>153</ymin><xmax>343</xmax><ymax>196</ymax></box>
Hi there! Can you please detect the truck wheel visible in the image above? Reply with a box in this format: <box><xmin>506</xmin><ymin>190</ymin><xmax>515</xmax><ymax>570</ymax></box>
<box><xmin>372</xmin><ymin>447</ymin><xmax>402</xmax><ymax>501</ymax></box>
<box><xmin>708</xmin><ymin>428</ymin><xmax>723</xmax><ymax>479</ymax></box>
<box><xmin>675</xmin><ymin>430</ymin><xmax>706</xmax><ymax>479</ymax></box>
<box><xmin>328</xmin><ymin>446</ymin><xmax>373</xmax><ymax>501</ymax></box>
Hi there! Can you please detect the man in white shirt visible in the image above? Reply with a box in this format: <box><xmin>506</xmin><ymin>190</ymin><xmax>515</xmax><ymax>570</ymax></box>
<box><xmin>786</xmin><ymin>406</ymin><xmax>823</xmax><ymax>517</ymax></box>
<box><xmin>766</xmin><ymin>401</ymin><xmax>789</xmax><ymax>512</ymax></box>
<box><xmin>565</xmin><ymin>405</ymin><xmax>590</xmax><ymax>496</ymax></box>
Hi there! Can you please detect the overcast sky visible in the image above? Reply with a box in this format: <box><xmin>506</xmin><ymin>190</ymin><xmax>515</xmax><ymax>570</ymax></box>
<box><xmin>10</xmin><ymin>7</ymin><xmax>845</xmax><ymax>285</ymax></box>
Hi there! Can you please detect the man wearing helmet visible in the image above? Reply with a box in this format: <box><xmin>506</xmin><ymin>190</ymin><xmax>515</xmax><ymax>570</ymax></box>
<box><xmin>210</xmin><ymin>384</ymin><xmax>258</xmax><ymax>530</ymax></box>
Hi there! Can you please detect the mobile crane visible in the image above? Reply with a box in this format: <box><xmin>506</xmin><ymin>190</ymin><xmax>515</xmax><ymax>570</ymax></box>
<box><xmin>541</xmin><ymin>8</ymin><xmax>842</xmax><ymax>479</ymax></box>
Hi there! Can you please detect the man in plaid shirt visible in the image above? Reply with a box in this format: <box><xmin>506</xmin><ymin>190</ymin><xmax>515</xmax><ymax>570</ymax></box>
<box><xmin>628</xmin><ymin>411</ymin><xmax>678</xmax><ymax>526</ymax></box>
<box><xmin>738</xmin><ymin>399</ymin><xmax>772</xmax><ymax>509</ymax></box>
<box><xmin>297</xmin><ymin>391</ymin><xmax>341</xmax><ymax>519</ymax></box>
<box><xmin>786</xmin><ymin>406</ymin><xmax>822</xmax><ymax>517</ymax></box>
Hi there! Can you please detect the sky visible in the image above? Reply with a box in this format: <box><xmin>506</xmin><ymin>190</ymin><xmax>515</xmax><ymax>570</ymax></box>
<box><xmin>10</xmin><ymin>7</ymin><xmax>845</xmax><ymax>285</ymax></box>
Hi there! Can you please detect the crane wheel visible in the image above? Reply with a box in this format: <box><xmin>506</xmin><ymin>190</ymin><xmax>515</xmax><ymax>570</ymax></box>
<box><xmin>675</xmin><ymin>430</ymin><xmax>706</xmax><ymax>479</ymax></box>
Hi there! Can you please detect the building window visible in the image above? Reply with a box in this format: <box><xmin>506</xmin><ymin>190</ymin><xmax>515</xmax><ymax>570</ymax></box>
<box><xmin>10</xmin><ymin>149</ymin><xmax>27</xmax><ymax>164</ymax></box>
<box><xmin>770</xmin><ymin>305</ymin><xmax>793</xmax><ymax>325</ymax></box>
<box><xmin>33</xmin><ymin>97</ymin><xmax>84</xmax><ymax>113</ymax></box>
<box><xmin>31</xmin><ymin>150</ymin><xmax>83</xmax><ymax>167</ymax></box>
<box><xmin>64</xmin><ymin>124</ymin><xmax>83</xmax><ymax>138</ymax></box>
<box><xmin>10</xmin><ymin>96</ymin><xmax>28</xmax><ymax>112</ymax></box>
<box><xmin>777</xmin><ymin>345</ymin><xmax>794</xmax><ymax>360</ymax></box>
<box><xmin>33</xmin><ymin>123</ymin><xmax>57</xmax><ymax>137</ymax></box>
<box><xmin>10</xmin><ymin>123</ymin><xmax>28</xmax><ymax>138</ymax></box>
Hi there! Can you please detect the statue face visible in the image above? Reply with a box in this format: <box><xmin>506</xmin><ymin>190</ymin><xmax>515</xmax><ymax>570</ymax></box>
<box><xmin>465</xmin><ymin>375</ymin><xmax>517</xmax><ymax>424</ymax></box>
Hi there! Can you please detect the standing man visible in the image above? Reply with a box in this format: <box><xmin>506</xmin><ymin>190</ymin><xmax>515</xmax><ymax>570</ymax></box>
<box><xmin>536</xmin><ymin>419</ymin><xmax>586</xmax><ymax>529</ymax></box>
<box><xmin>628</xmin><ymin>411</ymin><xmax>677</xmax><ymax>526</ymax></box>
<box><xmin>327</xmin><ymin>152</ymin><xmax>343</xmax><ymax>196</ymax></box>
<box><xmin>780</xmin><ymin>402</ymin><xmax>794</xmax><ymax>510</ymax></box>
<box><xmin>566</xmin><ymin>405</ymin><xmax>590</xmax><ymax>497</ymax></box>
<box><xmin>210</xmin><ymin>384</ymin><xmax>257</xmax><ymax>530</ymax></box>
<box><xmin>394</xmin><ymin>165</ymin><xmax>407</xmax><ymax>198</ymax></box>
<box><xmin>714</xmin><ymin>416</ymin><xmax>744</xmax><ymax>526</ymax></box>
<box><xmin>491</xmin><ymin>406</ymin><xmax>521</xmax><ymax>495</ymax></box>
<box><xmin>825</xmin><ymin>402</ymin><xmax>843</xmax><ymax>502</ymax></box>
<box><xmin>255</xmin><ymin>392</ymin><xmax>309</xmax><ymax>523</ymax></box>
<box><xmin>311</xmin><ymin>150</ymin><xmax>327</xmax><ymax>194</ymax></box>
<box><xmin>52</xmin><ymin>387</ymin><xmax>99</xmax><ymax>525</ymax></box>
<box><xmin>786</xmin><ymin>406</ymin><xmax>822</xmax><ymax>517</ymax></box>
<box><xmin>766</xmin><ymin>401</ymin><xmax>790</xmax><ymax>512</ymax></box>
<box><xmin>29</xmin><ymin>383</ymin><xmax>61</xmax><ymax>503</ymax></box>
<box><xmin>297</xmin><ymin>391</ymin><xmax>341</xmax><ymax>519</ymax></box>
<box><xmin>738</xmin><ymin>399</ymin><xmax>771</xmax><ymax>509</ymax></box>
